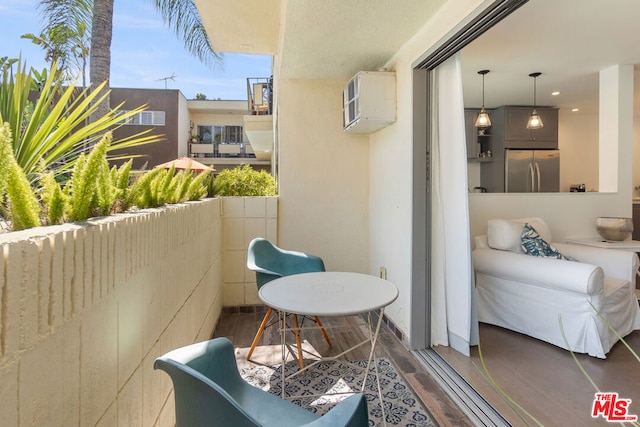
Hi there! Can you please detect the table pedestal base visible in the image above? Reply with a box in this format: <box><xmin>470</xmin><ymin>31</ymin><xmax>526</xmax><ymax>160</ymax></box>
<box><xmin>278</xmin><ymin>309</ymin><xmax>388</xmax><ymax>426</ymax></box>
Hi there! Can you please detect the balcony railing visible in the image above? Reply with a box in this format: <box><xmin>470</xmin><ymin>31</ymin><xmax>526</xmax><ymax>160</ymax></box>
<box><xmin>189</xmin><ymin>141</ymin><xmax>255</xmax><ymax>159</ymax></box>
<box><xmin>247</xmin><ymin>77</ymin><xmax>272</xmax><ymax>115</ymax></box>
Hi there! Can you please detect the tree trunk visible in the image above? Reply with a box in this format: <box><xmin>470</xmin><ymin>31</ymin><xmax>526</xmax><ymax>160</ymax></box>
<box><xmin>89</xmin><ymin>0</ymin><xmax>114</xmax><ymax>127</ymax></box>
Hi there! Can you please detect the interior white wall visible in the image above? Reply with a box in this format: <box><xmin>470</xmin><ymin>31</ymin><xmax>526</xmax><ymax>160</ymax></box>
<box><xmin>600</xmin><ymin>65</ymin><xmax>635</xmax><ymax>193</ymax></box>
<box><xmin>559</xmin><ymin>112</ymin><xmax>599</xmax><ymax>192</ymax></box>
<box><xmin>467</xmin><ymin>161</ymin><xmax>481</xmax><ymax>190</ymax></box>
<box><xmin>468</xmin><ymin>192</ymin><xmax>630</xmax><ymax>244</ymax></box>
<box><xmin>633</xmin><ymin>118</ymin><xmax>640</xmax><ymax>193</ymax></box>
<box><xmin>276</xmin><ymin>79</ymin><xmax>370</xmax><ymax>273</ymax></box>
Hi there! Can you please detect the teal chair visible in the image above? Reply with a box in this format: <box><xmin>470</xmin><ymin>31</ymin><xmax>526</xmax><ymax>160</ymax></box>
<box><xmin>246</xmin><ymin>238</ymin><xmax>332</xmax><ymax>367</ymax></box>
<box><xmin>154</xmin><ymin>337</ymin><xmax>369</xmax><ymax>426</ymax></box>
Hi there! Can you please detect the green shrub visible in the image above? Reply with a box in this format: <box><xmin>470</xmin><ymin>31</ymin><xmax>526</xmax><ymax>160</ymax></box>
<box><xmin>213</xmin><ymin>164</ymin><xmax>277</xmax><ymax>196</ymax></box>
<box><xmin>126</xmin><ymin>166</ymin><xmax>210</xmax><ymax>209</ymax></box>
<box><xmin>65</xmin><ymin>132</ymin><xmax>112</xmax><ymax>221</ymax></box>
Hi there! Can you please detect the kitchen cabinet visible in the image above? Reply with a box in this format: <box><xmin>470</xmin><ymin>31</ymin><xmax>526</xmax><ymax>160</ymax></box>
<box><xmin>502</xmin><ymin>106</ymin><xmax>558</xmax><ymax>149</ymax></box>
<box><xmin>465</xmin><ymin>109</ymin><xmax>493</xmax><ymax>160</ymax></box>
<box><xmin>480</xmin><ymin>106</ymin><xmax>559</xmax><ymax>192</ymax></box>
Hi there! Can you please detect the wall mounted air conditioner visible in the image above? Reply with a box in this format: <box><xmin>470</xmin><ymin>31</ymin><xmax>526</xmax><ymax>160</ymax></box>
<box><xmin>343</xmin><ymin>71</ymin><xmax>396</xmax><ymax>133</ymax></box>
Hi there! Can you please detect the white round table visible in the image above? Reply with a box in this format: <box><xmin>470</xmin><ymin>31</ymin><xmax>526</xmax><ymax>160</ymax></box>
<box><xmin>258</xmin><ymin>271</ymin><xmax>399</xmax><ymax>316</ymax></box>
<box><xmin>258</xmin><ymin>271</ymin><xmax>398</xmax><ymax>425</ymax></box>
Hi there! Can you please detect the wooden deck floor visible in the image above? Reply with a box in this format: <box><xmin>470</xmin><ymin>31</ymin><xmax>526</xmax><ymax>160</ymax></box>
<box><xmin>213</xmin><ymin>307</ymin><xmax>640</xmax><ymax>427</ymax></box>
<box><xmin>212</xmin><ymin>309</ymin><xmax>475</xmax><ymax>427</ymax></box>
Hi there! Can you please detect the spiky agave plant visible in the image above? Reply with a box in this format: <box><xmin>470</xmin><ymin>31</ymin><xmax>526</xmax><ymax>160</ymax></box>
<box><xmin>0</xmin><ymin>59</ymin><xmax>162</xmax><ymax>182</ymax></box>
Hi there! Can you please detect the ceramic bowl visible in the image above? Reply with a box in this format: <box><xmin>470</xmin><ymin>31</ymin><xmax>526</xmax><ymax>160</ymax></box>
<box><xmin>595</xmin><ymin>217</ymin><xmax>633</xmax><ymax>241</ymax></box>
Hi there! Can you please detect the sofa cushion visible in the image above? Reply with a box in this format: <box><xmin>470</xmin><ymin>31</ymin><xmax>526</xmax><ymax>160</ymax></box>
<box><xmin>487</xmin><ymin>217</ymin><xmax>553</xmax><ymax>253</ymax></box>
<box><xmin>488</xmin><ymin>219</ymin><xmax>525</xmax><ymax>253</ymax></box>
<box><xmin>521</xmin><ymin>223</ymin><xmax>576</xmax><ymax>261</ymax></box>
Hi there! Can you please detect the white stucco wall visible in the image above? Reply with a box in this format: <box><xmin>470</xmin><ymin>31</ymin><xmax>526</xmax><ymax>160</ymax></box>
<box><xmin>0</xmin><ymin>200</ymin><xmax>223</xmax><ymax>427</ymax></box>
<box><xmin>367</xmin><ymin>0</ymin><xmax>490</xmax><ymax>337</ymax></box>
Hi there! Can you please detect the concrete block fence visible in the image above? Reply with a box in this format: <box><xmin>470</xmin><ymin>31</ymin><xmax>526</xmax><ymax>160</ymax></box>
<box><xmin>0</xmin><ymin>197</ymin><xmax>277</xmax><ymax>427</ymax></box>
<box><xmin>221</xmin><ymin>196</ymin><xmax>278</xmax><ymax>307</ymax></box>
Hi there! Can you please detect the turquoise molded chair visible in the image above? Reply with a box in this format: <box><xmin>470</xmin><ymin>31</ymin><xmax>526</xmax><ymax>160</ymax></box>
<box><xmin>154</xmin><ymin>337</ymin><xmax>368</xmax><ymax>427</ymax></box>
<box><xmin>246</xmin><ymin>238</ymin><xmax>332</xmax><ymax>367</ymax></box>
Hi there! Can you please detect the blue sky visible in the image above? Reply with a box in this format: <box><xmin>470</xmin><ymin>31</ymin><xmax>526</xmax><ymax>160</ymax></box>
<box><xmin>0</xmin><ymin>0</ymin><xmax>272</xmax><ymax>100</ymax></box>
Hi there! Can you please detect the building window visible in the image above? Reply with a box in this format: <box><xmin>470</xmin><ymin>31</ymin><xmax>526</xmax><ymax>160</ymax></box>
<box><xmin>197</xmin><ymin>125</ymin><xmax>243</xmax><ymax>144</ymax></box>
<box><xmin>117</xmin><ymin>110</ymin><xmax>166</xmax><ymax>126</ymax></box>
<box><xmin>226</xmin><ymin>126</ymin><xmax>243</xmax><ymax>143</ymax></box>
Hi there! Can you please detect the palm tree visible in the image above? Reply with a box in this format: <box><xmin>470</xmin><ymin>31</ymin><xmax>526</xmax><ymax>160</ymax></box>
<box><xmin>22</xmin><ymin>17</ymin><xmax>90</xmax><ymax>86</ymax></box>
<box><xmin>38</xmin><ymin>0</ymin><xmax>222</xmax><ymax>121</ymax></box>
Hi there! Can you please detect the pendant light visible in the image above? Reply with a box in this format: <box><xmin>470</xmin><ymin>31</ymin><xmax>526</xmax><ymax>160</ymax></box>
<box><xmin>474</xmin><ymin>70</ymin><xmax>491</xmax><ymax>128</ymax></box>
<box><xmin>526</xmin><ymin>72</ymin><xmax>544</xmax><ymax>129</ymax></box>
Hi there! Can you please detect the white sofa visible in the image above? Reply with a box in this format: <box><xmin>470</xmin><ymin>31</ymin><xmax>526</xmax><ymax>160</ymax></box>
<box><xmin>473</xmin><ymin>218</ymin><xmax>640</xmax><ymax>358</ymax></box>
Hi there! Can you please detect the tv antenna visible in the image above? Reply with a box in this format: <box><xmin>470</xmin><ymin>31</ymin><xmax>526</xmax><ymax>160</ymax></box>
<box><xmin>157</xmin><ymin>73</ymin><xmax>176</xmax><ymax>89</ymax></box>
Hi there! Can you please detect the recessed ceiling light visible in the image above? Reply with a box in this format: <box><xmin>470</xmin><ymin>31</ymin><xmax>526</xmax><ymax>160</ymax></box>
<box><xmin>552</xmin><ymin>91</ymin><xmax>560</xmax><ymax>96</ymax></box>
<box><xmin>571</xmin><ymin>108</ymin><xmax>580</xmax><ymax>112</ymax></box>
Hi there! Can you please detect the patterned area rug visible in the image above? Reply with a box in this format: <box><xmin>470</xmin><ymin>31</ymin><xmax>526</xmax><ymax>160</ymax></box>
<box><xmin>240</xmin><ymin>358</ymin><xmax>437</xmax><ymax>427</ymax></box>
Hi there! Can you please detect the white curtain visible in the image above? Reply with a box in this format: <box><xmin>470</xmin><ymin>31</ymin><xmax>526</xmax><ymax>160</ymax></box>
<box><xmin>430</xmin><ymin>53</ymin><xmax>478</xmax><ymax>356</ymax></box>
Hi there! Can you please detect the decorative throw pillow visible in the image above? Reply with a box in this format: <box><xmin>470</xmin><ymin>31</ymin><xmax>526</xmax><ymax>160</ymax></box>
<box><xmin>521</xmin><ymin>223</ymin><xmax>577</xmax><ymax>261</ymax></box>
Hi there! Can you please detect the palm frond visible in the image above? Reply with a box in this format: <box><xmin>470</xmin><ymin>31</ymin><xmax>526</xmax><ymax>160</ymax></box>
<box><xmin>38</xmin><ymin>0</ymin><xmax>93</xmax><ymax>34</ymax></box>
<box><xmin>152</xmin><ymin>0</ymin><xmax>223</xmax><ymax>68</ymax></box>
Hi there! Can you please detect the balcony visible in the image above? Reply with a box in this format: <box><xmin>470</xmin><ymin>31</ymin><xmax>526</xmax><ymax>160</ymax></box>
<box><xmin>243</xmin><ymin>77</ymin><xmax>274</xmax><ymax>162</ymax></box>
<box><xmin>0</xmin><ymin>197</ymin><xmax>277</xmax><ymax>426</ymax></box>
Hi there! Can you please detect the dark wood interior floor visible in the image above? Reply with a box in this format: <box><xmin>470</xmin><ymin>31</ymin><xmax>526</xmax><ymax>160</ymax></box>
<box><xmin>212</xmin><ymin>309</ymin><xmax>475</xmax><ymax>427</ymax></box>
<box><xmin>435</xmin><ymin>324</ymin><xmax>640</xmax><ymax>427</ymax></box>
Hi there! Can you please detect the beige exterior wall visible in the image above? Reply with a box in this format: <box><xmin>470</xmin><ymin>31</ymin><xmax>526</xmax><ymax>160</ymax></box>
<box><xmin>0</xmin><ymin>199</ymin><xmax>223</xmax><ymax>426</ymax></box>
<box><xmin>177</xmin><ymin>92</ymin><xmax>190</xmax><ymax>157</ymax></box>
<box><xmin>276</xmin><ymin>79</ymin><xmax>370</xmax><ymax>273</ymax></box>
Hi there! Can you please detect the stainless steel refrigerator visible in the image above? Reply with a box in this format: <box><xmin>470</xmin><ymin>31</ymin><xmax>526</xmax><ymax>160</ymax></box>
<box><xmin>505</xmin><ymin>149</ymin><xmax>560</xmax><ymax>192</ymax></box>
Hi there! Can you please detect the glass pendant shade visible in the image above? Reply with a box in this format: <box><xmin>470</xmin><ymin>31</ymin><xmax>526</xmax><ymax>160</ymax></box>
<box><xmin>527</xmin><ymin>72</ymin><xmax>544</xmax><ymax>129</ymax></box>
<box><xmin>475</xmin><ymin>108</ymin><xmax>491</xmax><ymax>127</ymax></box>
<box><xmin>474</xmin><ymin>69</ymin><xmax>491</xmax><ymax>128</ymax></box>
<box><xmin>526</xmin><ymin>109</ymin><xmax>544</xmax><ymax>129</ymax></box>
